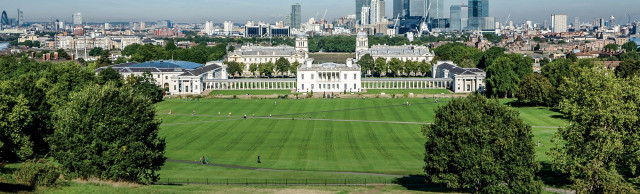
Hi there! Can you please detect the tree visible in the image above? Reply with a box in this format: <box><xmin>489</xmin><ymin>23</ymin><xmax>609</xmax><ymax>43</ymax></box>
<box><xmin>259</xmin><ymin>62</ymin><xmax>275</xmax><ymax>77</ymax></box>
<box><xmin>124</xmin><ymin>72</ymin><xmax>164</xmax><ymax>103</ymax></box>
<box><xmin>417</xmin><ymin>60</ymin><xmax>432</xmax><ymax>77</ymax></box>
<box><xmin>478</xmin><ymin>47</ymin><xmax>505</xmax><ymax>70</ymax></box>
<box><xmin>423</xmin><ymin>94</ymin><xmax>541</xmax><ymax>193</ymax></box>
<box><xmin>0</xmin><ymin>89</ymin><xmax>32</xmax><ymax>162</ymax></box>
<box><xmin>373</xmin><ymin>58</ymin><xmax>387</xmax><ymax>77</ymax></box>
<box><xmin>603</xmin><ymin>43</ymin><xmax>619</xmax><ymax>52</ymax></box>
<box><xmin>486</xmin><ymin>57</ymin><xmax>519</xmax><ymax>98</ymax></box>
<box><xmin>539</xmin><ymin>58</ymin><xmax>551</xmax><ymax>66</ymax></box>
<box><xmin>56</xmin><ymin>49</ymin><xmax>71</xmax><ymax>60</ymax></box>
<box><xmin>614</xmin><ymin>60</ymin><xmax>640</xmax><ymax>79</ymax></box>
<box><xmin>620</xmin><ymin>51</ymin><xmax>640</xmax><ymax>61</ymax></box>
<box><xmin>275</xmin><ymin>57</ymin><xmax>291</xmax><ymax>77</ymax></box>
<box><xmin>249</xmin><ymin>63</ymin><xmax>259</xmax><ymax>77</ymax></box>
<box><xmin>567</xmin><ymin>52</ymin><xmax>578</xmax><ymax>62</ymax></box>
<box><xmin>49</xmin><ymin>83</ymin><xmax>166</xmax><ymax>182</ymax></box>
<box><xmin>165</xmin><ymin>39</ymin><xmax>177</xmax><ymax>51</ymax></box>
<box><xmin>404</xmin><ymin>60</ymin><xmax>418</xmax><ymax>76</ymax></box>
<box><xmin>225</xmin><ymin>61</ymin><xmax>243</xmax><ymax>78</ymax></box>
<box><xmin>97</xmin><ymin>68</ymin><xmax>123</xmax><ymax>86</ymax></box>
<box><xmin>358</xmin><ymin>54</ymin><xmax>375</xmax><ymax>77</ymax></box>
<box><xmin>621</xmin><ymin>41</ymin><xmax>638</xmax><ymax>52</ymax></box>
<box><xmin>89</xmin><ymin>47</ymin><xmax>104</xmax><ymax>57</ymax></box>
<box><xmin>77</xmin><ymin>58</ymin><xmax>87</xmax><ymax>66</ymax></box>
<box><xmin>517</xmin><ymin>73</ymin><xmax>554</xmax><ymax>106</ymax></box>
<box><xmin>534</xmin><ymin>43</ymin><xmax>541</xmax><ymax>51</ymax></box>
<box><xmin>541</xmin><ymin>59</ymin><xmax>577</xmax><ymax>88</ymax></box>
<box><xmin>289</xmin><ymin>61</ymin><xmax>300</xmax><ymax>76</ymax></box>
<box><xmin>95</xmin><ymin>51</ymin><xmax>112</xmax><ymax>68</ymax></box>
<box><xmin>388</xmin><ymin>58</ymin><xmax>404</xmax><ymax>77</ymax></box>
<box><xmin>549</xmin><ymin>67</ymin><xmax>640</xmax><ymax>193</ymax></box>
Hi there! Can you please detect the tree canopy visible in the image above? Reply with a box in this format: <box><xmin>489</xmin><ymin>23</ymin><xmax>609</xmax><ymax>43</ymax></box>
<box><xmin>423</xmin><ymin>94</ymin><xmax>541</xmax><ymax>193</ymax></box>
<box><xmin>517</xmin><ymin>73</ymin><xmax>554</xmax><ymax>106</ymax></box>
<box><xmin>49</xmin><ymin>83</ymin><xmax>166</xmax><ymax>182</ymax></box>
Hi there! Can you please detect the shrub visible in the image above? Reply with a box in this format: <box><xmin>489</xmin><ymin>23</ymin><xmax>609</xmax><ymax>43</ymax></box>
<box><xmin>14</xmin><ymin>159</ymin><xmax>61</xmax><ymax>187</ymax></box>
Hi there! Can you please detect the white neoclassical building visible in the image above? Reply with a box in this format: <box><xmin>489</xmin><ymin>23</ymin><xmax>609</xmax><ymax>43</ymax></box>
<box><xmin>227</xmin><ymin>34</ymin><xmax>309</xmax><ymax>75</ymax></box>
<box><xmin>355</xmin><ymin>31</ymin><xmax>435</xmax><ymax>63</ymax></box>
<box><xmin>96</xmin><ymin>60</ymin><xmax>227</xmax><ymax>95</ymax></box>
<box><xmin>296</xmin><ymin>60</ymin><xmax>362</xmax><ymax>93</ymax></box>
<box><xmin>432</xmin><ymin>61</ymin><xmax>486</xmax><ymax>93</ymax></box>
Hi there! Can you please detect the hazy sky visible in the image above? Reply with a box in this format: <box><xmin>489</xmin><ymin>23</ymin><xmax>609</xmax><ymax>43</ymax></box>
<box><xmin>3</xmin><ymin>0</ymin><xmax>638</xmax><ymax>25</ymax></box>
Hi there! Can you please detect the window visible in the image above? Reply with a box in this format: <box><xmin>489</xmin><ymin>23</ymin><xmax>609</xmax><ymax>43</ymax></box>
<box><xmin>311</xmin><ymin>84</ymin><xmax>314</xmax><ymax>89</ymax></box>
<box><xmin>174</xmin><ymin>85</ymin><xmax>176</xmax><ymax>90</ymax></box>
<box><xmin>311</xmin><ymin>74</ymin><xmax>314</xmax><ymax>79</ymax></box>
<box><xmin>344</xmin><ymin>84</ymin><xmax>347</xmax><ymax>90</ymax></box>
<box><xmin>302</xmin><ymin>84</ymin><xmax>305</xmax><ymax>90</ymax></box>
<box><xmin>302</xmin><ymin>74</ymin><xmax>304</xmax><ymax>80</ymax></box>
<box><xmin>354</xmin><ymin>74</ymin><xmax>357</xmax><ymax>79</ymax></box>
<box><xmin>344</xmin><ymin>74</ymin><xmax>347</xmax><ymax>79</ymax></box>
<box><xmin>165</xmin><ymin>76</ymin><xmax>168</xmax><ymax>79</ymax></box>
<box><xmin>157</xmin><ymin>74</ymin><xmax>160</xmax><ymax>78</ymax></box>
<box><xmin>354</xmin><ymin>84</ymin><xmax>356</xmax><ymax>89</ymax></box>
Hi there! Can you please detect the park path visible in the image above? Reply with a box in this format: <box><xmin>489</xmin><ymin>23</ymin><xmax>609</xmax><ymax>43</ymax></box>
<box><xmin>166</xmin><ymin>159</ymin><xmax>402</xmax><ymax>177</ymax></box>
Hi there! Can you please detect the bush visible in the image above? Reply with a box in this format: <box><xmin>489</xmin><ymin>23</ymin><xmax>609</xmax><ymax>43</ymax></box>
<box><xmin>14</xmin><ymin>159</ymin><xmax>61</xmax><ymax>187</ymax></box>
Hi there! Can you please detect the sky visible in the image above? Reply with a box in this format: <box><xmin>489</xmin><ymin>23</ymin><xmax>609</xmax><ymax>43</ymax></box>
<box><xmin>2</xmin><ymin>0</ymin><xmax>638</xmax><ymax>25</ymax></box>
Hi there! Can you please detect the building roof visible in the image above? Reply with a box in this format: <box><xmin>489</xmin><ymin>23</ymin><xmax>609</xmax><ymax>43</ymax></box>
<box><xmin>129</xmin><ymin>60</ymin><xmax>203</xmax><ymax>69</ymax></box>
<box><xmin>233</xmin><ymin>45</ymin><xmax>301</xmax><ymax>56</ymax></box>
<box><xmin>180</xmin><ymin>63</ymin><xmax>223</xmax><ymax>76</ymax></box>
<box><xmin>363</xmin><ymin>45</ymin><xmax>433</xmax><ymax>57</ymax></box>
<box><xmin>299</xmin><ymin>62</ymin><xmax>360</xmax><ymax>71</ymax></box>
<box><xmin>436</xmin><ymin>61</ymin><xmax>485</xmax><ymax>77</ymax></box>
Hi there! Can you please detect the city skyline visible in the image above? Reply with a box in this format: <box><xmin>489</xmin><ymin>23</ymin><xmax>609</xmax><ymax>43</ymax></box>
<box><xmin>2</xmin><ymin>0</ymin><xmax>639</xmax><ymax>25</ymax></box>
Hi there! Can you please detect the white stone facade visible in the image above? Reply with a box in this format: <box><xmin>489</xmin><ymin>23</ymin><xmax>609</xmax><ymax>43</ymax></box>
<box><xmin>355</xmin><ymin>31</ymin><xmax>435</xmax><ymax>63</ymax></box>
<box><xmin>297</xmin><ymin>61</ymin><xmax>362</xmax><ymax>93</ymax></box>
<box><xmin>227</xmin><ymin>35</ymin><xmax>309</xmax><ymax>75</ymax></box>
<box><xmin>432</xmin><ymin>61</ymin><xmax>486</xmax><ymax>93</ymax></box>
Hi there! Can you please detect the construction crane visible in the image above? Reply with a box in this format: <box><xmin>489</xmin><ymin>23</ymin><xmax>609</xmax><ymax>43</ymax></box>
<box><xmin>321</xmin><ymin>9</ymin><xmax>328</xmax><ymax>23</ymax></box>
<box><xmin>628</xmin><ymin>13</ymin><xmax>640</xmax><ymax>24</ymax></box>
<box><xmin>393</xmin><ymin>13</ymin><xmax>401</xmax><ymax>36</ymax></box>
<box><xmin>418</xmin><ymin>1</ymin><xmax>432</xmax><ymax>37</ymax></box>
<box><xmin>504</xmin><ymin>14</ymin><xmax>511</xmax><ymax>27</ymax></box>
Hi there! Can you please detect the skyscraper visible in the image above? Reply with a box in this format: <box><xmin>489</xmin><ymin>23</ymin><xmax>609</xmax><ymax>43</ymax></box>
<box><xmin>428</xmin><ymin>0</ymin><xmax>444</xmax><ymax>19</ymax></box>
<box><xmin>361</xmin><ymin>7</ymin><xmax>371</xmax><ymax>25</ymax></box>
<box><xmin>204</xmin><ymin>21</ymin><xmax>214</xmax><ymax>35</ymax></box>
<box><xmin>409</xmin><ymin>0</ymin><xmax>426</xmax><ymax>18</ymax></box>
<box><xmin>291</xmin><ymin>3</ymin><xmax>301</xmax><ymax>29</ymax></box>
<box><xmin>468</xmin><ymin>0</ymin><xmax>489</xmax><ymax>31</ymax></box>
<box><xmin>356</xmin><ymin>0</ymin><xmax>371</xmax><ymax>25</ymax></box>
<box><xmin>573</xmin><ymin>17</ymin><xmax>579</xmax><ymax>28</ymax></box>
<box><xmin>551</xmin><ymin>14</ymin><xmax>568</xmax><ymax>33</ymax></box>
<box><xmin>17</xmin><ymin>9</ymin><xmax>23</xmax><ymax>26</ymax></box>
<box><xmin>370</xmin><ymin>0</ymin><xmax>386</xmax><ymax>25</ymax></box>
<box><xmin>393</xmin><ymin>0</ymin><xmax>409</xmax><ymax>19</ymax></box>
<box><xmin>450</xmin><ymin>5</ymin><xmax>468</xmax><ymax>31</ymax></box>
<box><xmin>72</xmin><ymin>13</ymin><xmax>82</xmax><ymax>25</ymax></box>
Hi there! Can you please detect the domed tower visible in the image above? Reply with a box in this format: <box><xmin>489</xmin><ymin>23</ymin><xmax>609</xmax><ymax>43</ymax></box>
<box><xmin>295</xmin><ymin>33</ymin><xmax>308</xmax><ymax>53</ymax></box>
<box><xmin>356</xmin><ymin>31</ymin><xmax>369</xmax><ymax>59</ymax></box>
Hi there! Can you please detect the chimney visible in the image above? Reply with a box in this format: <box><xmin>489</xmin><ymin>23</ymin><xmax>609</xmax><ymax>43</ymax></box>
<box><xmin>54</xmin><ymin>52</ymin><xmax>59</xmax><ymax>60</ymax></box>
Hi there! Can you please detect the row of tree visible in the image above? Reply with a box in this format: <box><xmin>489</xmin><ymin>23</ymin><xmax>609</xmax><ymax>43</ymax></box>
<box><xmin>0</xmin><ymin>56</ymin><xmax>166</xmax><ymax>183</ymax></box>
<box><xmin>121</xmin><ymin>40</ymin><xmax>227</xmax><ymax>64</ymax></box>
<box><xmin>225</xmin><ymin>57</ymin><xmax>301</xmax><ymax>78</ymax></box>
<box><xmin>357</xmin><ymin>54</ymin><xmax>432</xmax><ymax>77</ymax></box>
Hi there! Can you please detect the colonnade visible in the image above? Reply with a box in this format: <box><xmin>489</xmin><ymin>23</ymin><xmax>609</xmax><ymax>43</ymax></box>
<box><xmin>361</xmin><ymin>79</ymin><xmax>451</xmax><ymax>89</ymax></box>
<box><xmin>204</xmin><ymin>80</ymin><xmax>296</xmax><ymax>90</ymax></box>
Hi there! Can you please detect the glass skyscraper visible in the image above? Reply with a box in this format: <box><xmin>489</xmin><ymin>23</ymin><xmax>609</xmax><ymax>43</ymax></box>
<box><xmin>450</xmin><ymin>5</ymin><xmax>468</xmax><ymax>31</ymax></box>
<box><xmin>468</xmin><ymin>0</ymin><xmax>489</xmax><ymax>30</ymax></box>
<box><xmin>393</xmin><ymin>0</ymin><xmax>410</xmax><ymax>19</ymax></box>
<box><xmin>409</xmin><ymin>0</ymin><xmax>426</xmax><ymax>18</ymax></box>
<box><xmin>291</xmin><ymin>3</ymin><xmax>301</xmax><ymax>29</ymax></box>
<box><xmin>356</xmin><ymin>0</ymin><xmax>371</xmax><ymax>25</ymax></box>
<box><xmin>428</xmin><ymin>0</ymin><xmax>444</xmax><ymax>19</ymax></box>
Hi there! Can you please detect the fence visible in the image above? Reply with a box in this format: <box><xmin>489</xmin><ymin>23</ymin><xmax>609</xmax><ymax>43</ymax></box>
<box><xmin>152</xmin><ymin>177</ymin><xmax>426</xmax><ymax>186</ymax></box>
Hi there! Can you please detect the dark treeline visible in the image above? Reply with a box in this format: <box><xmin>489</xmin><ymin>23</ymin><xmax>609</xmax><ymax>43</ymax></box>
<box><xmin>0</xmin><ymin>56</ymin><xmax>166</xmax><ymax>185</ymax></box>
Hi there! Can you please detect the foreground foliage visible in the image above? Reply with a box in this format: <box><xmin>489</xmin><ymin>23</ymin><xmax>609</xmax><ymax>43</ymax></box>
<box><xmin>13</xmin><ymin>159</ymin><xmax>61</xmax><ymax>187</ymax></box>
<box><xmin>550</xmin><ymin>66</ymin><xmax>640</xmax><ymax>193</ymax></box>
<box><xmin>49</xmin><ymin>83</ymin><xmax>166</xmax><ymax>182</ymax></box>
<box><xmin>422</xmin><ymin>95</ymin><xmax>541</xmax><ymax>193</ymax></box>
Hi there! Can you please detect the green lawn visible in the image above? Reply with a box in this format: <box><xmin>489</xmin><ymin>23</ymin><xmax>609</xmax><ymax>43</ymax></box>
<box><xmin>365</xmin><ymin>89</ymin><xmax>451</xmax><ymax>95</ymax></box>
<box><xmin>209</xmin><ymin>90</ymin><xmax>292</xmax><ymax>96</ymax></box>
<box><xmin>155</xmin><ymin>98</ymin><xmax>567</xmax><ymax>180</ymax></box>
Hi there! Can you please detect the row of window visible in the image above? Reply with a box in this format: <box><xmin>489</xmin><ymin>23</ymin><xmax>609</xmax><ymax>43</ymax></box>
<box><xmin>300</xmin><ymin>84</ymin><xmax>358</xmax><ymax>90</ymax></box>
<box><xmin>301</xmin><ymin>73</ymin><xmax>358</xmax><ymax>80</ymax></box>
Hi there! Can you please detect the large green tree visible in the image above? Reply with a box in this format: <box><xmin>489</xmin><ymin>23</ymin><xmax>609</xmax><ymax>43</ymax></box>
<box><xmin>0</xmin><ymin>87</ymin><xmax>33</xmax><ymax>162</ymax></box>
<box><xmin>417</xmin><ymin>60</ymin><xmax>431</xmax><ymax>77</ymax></box>
<box><xmin>275</xmin><ymin>57</ymin><xmax>291</xmax><ymax>77</ymax></box>
<box><xmin>615</xmin><ymin>60</ymin><xmax>640</xmax><ymax>79</ymax></box>
<box><xmin>517</xmin><ymin>73</ymin><xmax>554</xmax><ymax>106</ymax></box>
<box><xmin>358</xmin><ymin>54</ymin><xmax>375</xmax><ymax>77</ymax></box>
<box><xmin>486</xmin><ymin>57</ymin><xmax>519</xmax><ymax>98</ymax></box>
<box><xmin>125</xmin><ymin>71</ymin><xmax>164</xmax><ymax>103</ymax></box>
<box><xmin>49</xmin><ymin>83</ymin><xmax>166</xmax><ymax>182</ymax></box>
<box><xmin>541</xmin><ymin>59</ymin><xmax>577</xmax><ymax>88</ymax></box>
<box><xmin>289</xmin><ymin>61</ymin><xmax>300</xmax><ymax>76</ymax></box>
<box><xmin>225</xmin><ymin>61</ymin><xmax>243</xmax><ymax>78</ymax></box>
<box><xmin>89</xmin><ymin>47</ymin><xmax>104</xmax><ymax>57</ymax></box>
<box><xmin>549</xmin><ymin>67</ymin><xmax>640</xmax><ymax>193</ymax></box>
<box><xmin>622</xmin><ymin>41</ymin><xmax>638</xmax><ymax>52</ymax></box>
<box><xmin>249</xmin><ymin>63</ymin><xmax>259</xmax><ymax>77</ymax></box>
<box><xmin>259</xmin><ymin>62</ymin><xmax>275</xmax><ymax>77</ymax></box>
<box><xmin>423</xmin><ymin>94</ymin><xmax>541</xmax><ymax>193</ymax></box>
<box><xmin>373</xmin><ymin>58</ymin><xmax>388</xmax><ymax>77</ymax></box>
<box><xmin>388</xmin><ymin>58</ymin><xmax>404</xmax><ymax>77</ymax></box>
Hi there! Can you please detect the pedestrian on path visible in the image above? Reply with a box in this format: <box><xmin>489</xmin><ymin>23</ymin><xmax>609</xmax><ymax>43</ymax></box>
<box><xmin>192</xmin><ymin>110</ymin><xmax>195</xmax><ymax>116</ymax></box>
<box><xmin>257</xmin><ymin>155</ymin><xmax>261</xmax><ymax>164</ymax></box>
